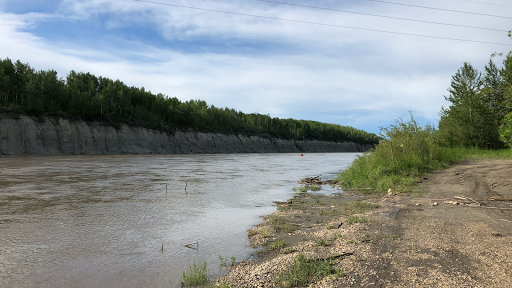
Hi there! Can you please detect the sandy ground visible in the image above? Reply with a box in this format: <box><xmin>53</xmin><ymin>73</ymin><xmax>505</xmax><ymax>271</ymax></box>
<box><xmin>218</xmin><ymin>159</ymin><xmax>512</xmax><ymax>287</ymax></box>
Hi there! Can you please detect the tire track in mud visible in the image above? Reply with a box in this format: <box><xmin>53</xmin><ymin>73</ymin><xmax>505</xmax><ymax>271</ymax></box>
<box><xmin>368</xmin><ymin>159</ymin><xmax>512</xmax><ymax>287</ymax></box>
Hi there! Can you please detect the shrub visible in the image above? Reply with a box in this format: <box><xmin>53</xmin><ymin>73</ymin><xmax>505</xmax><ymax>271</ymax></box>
<box><xmin>336</xmin><ymin>114</ymin><xmax>468</xmax><ymax>193</ymax></box>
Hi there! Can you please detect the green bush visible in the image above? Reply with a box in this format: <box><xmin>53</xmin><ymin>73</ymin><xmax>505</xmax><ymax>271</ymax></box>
<box><xmin>499</xmin><ymin>112</ymin><xmax>512</xmax><ymax>148</ymax></box>
<box><xmin>336</xmin><ymin>114</ymin><xmax>469</xmax><ymax>193</ymax></box>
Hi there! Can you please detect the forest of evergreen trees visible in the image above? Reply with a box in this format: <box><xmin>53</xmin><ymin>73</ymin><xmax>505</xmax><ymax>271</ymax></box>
<box><xmin>0</xmin><ymin>58</ymin><xmax>379</xmax><ymax>145</ymax></box>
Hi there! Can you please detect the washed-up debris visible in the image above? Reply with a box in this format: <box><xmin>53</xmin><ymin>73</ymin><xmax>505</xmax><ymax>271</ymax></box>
<box><xmin>273</xmin><ymin>200</ymin><xmax>292</xmax><ymax>205</ymax></box>
<box><xmin>295</xmin><ymin>175</ymin><xmax>331</xmax><ymax>185</ymax></box>
<box><xmin>185</xmin><ymin>241</ymin><xmax>199</xmax><ymax>250</ymax></box>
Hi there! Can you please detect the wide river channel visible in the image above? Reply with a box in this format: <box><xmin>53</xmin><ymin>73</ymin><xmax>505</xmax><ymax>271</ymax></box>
<box><xmin>0</xmin><ymin>153</ymin><xmax>359</xmax><ymax>288</ymax></box>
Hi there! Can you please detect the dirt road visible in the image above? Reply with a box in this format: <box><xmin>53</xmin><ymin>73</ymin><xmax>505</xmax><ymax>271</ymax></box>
<box><xmin>369</xmin><ymin>158</ymin><xmax>512</xmax><ymax>287</ymax></box>
<box><xmin>220</xmin><ymin>159</ymin><xmax>512</xmax><ymax>287</ymax></box>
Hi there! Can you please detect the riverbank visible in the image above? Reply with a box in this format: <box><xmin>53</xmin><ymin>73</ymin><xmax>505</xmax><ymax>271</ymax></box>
<box><xmin>219</xmin><ymin>158</ymin><xmax>512</xmax><ymax>287</ymax></box>
<box><xmin>0</xmin><ymin>112</ymin><xmax>373</xmax><ymax>155</ymax></box>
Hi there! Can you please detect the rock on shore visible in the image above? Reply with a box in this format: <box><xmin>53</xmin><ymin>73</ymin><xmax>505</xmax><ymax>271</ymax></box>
<box><xmin>0</xmin><ymin>112</ymin><xmax>373</xmax><ymax>156</ymax></box>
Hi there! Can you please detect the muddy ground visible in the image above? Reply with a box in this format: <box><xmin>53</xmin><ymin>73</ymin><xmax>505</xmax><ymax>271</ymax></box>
<box><xmin>218</xmin><ymin>159</ymin><xmax>512</xmax><ymax>287</ymax></box>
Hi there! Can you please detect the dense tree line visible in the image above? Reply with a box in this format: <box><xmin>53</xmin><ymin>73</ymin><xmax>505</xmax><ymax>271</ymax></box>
<box><xmin>437</xmin><ymin>51</ymin><xmax>512</xmax><ymax>149</ymax></box>
<box><xmin>0</xmin><ymin>58</ymin><xmax>379</xmax><ymax>145</ymax></box>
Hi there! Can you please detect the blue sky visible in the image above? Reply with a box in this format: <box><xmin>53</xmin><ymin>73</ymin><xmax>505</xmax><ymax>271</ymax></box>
<box><xmin>1</xmin><ymin>0</ymin><xmax>511</xmax><ymax>134</ymax></box>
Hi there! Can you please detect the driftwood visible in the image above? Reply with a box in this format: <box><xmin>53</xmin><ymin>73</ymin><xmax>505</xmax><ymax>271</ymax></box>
<box><xmin>185</xmin><ymin>241</ymin><xmax>199</xmax><ymax>250</ymax></box>
<box><xmin>428</xmin><ymin>196</ymin><xmax>512</xmax><ymax>210</ymax></box>
<box><xmin>296</xmin><ymin>175</ymin><xmax>331</xmax><ymax>185</ymax></box>
<box><xmin>488</xmin><ymin>196</ymin><xmax>512</xmax><ymax>201</ymax></box>
<box><xmin>273</xmin><ymin>200</ymin><xmax>292</xmax><ymax>205</ymax></box>
<box><xmin>453</xmin><ymin>196</ymin><xmax>481</xmax><ymax>206</ymax></box>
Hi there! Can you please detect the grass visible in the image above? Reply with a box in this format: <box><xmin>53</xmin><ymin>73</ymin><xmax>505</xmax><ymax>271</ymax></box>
<box><xmin>316</xmin><ymin>239</ymin><xmax>329</xmax><ymax>246</ymax></box>
<box><xmin>318</xmin><ymin>209</ymin><xmax>343</xmax><ymax>216</ymax></box>
<box><xmin>327</xmin><ymin>224</ymin><xmax>336</xmax><ymax>230</ymax></box>
<box><xmin>212</xmin><ymin>282</ymin><xmax>231</xmax><ymax>288</ymax></box>
<box><xmin>271</xmin><ymin>216</ymin><xmax>287</xmax><ymax>225</ymax></box>
<box><xmin>293</xmin><ymin>185</ymin><xmax>322</xmax><ymax>193</ymax></box>
<box><xmin>332</xmin><ymin>233</ymin><xmax>343</xmax><ymax>240</ymax></box>
<box><xmin>276</xmin><ymin>253</ymin><xmax>343</xmax><ymax>288</ymax></box>
<box><xmin>346</xmin><ymin>215</ymin><xmax>368</xmax><ymax>225</ymax></box>
<box><xmin>306</xmin><ymin>185</ymin><xmax>322</xmax><ymax>191</ymax></box>
<box><xmin>271</xmin><ymin>239</ymin><xmax>286</xmax><ymax>250</ymax></box>
<box><xmin>218</xmin><ymin>255</ymin><xmax>227</xmax><ymax>266</ymax></box>
<box><xmin>343</xmin><ymin>199</ymin><xmax>380</xmax><ymax>215</ymax></box>
<box><xmin>270</xmin><ymin>216</ymin><xmax>294</xmax><ymax>233</ymax></box>
<box><xmin>280</xmin><ymin>247</ymin><xmax>298</xmax><ymax>254</ymax></box>
<box><xmin>260</xmin><ymin>228</ymin><xmax>270</xmax><ymax>238</ymax></box>
<box><xmin>390</xmin><ymin>233</ymin><xmax>401</xmax><ymax>240</ymax></box>
<box><xmin>335</xmin><ymin>114</ymin><xmax>512</xmax><ymax>194</ymax></box>
<box><xmin>180</xmin><ymin>262</ymin><xmax>208</xmax><ymax>287</ymax></box>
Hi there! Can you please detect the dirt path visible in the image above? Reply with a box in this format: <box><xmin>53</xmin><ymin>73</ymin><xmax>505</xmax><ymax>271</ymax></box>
<box><xmin>220</xmin><ymin>159</ymin><xmax>512</xmax><ymax>287</ymax></box>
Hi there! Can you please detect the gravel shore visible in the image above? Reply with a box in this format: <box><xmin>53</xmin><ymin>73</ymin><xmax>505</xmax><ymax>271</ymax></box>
<box><xmin>217</xmin><ymin>159</ymin><xmax>512</xmax><ymax>287</ymax></box>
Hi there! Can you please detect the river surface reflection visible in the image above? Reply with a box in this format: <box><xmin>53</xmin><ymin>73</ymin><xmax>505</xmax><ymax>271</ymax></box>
<box><xmin>0</xmin><ymin>153</ymin><xmax>359</xmax><ymax>288</ymax></box>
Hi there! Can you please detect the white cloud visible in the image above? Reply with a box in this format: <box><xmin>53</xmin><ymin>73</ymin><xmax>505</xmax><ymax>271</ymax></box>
<box><xmin>0</xmin><ymin>0</ymin><xmax>510</xmax><ymax>133</ymax></box>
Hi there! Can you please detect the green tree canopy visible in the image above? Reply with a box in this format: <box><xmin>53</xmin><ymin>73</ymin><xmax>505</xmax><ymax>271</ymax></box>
<box><xmin>438</xmin><ymin>56</ymin><xmax>512</xmax><ymax>149</ymax></box>
<box><xmin>0</xmin><ymin>58</ymin><xmax>379</xmax><ymax>145</ymax></box>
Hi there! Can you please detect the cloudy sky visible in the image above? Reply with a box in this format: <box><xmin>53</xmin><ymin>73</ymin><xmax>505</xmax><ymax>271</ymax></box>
<box><xmin>1</xmin><ymin>0</ymin><xmax>511</xmax><ymax>134</ymax></box>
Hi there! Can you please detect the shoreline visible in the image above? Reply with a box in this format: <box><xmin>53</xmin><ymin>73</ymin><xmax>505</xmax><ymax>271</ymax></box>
<box><xmin>217</xmin><ymin>158</ymin><xmax>512</xmax><ymax>287</ymax></box>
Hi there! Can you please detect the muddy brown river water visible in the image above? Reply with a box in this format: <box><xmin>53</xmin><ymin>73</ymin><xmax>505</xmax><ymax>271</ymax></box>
<box><xmin>0</xmin><ymin>153</ymin><xmax>359</xmax><ymax>288</ymax></box>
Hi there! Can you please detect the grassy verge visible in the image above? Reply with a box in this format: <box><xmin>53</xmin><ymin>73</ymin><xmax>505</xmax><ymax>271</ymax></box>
<box><xmin>335</xmin><ymin>115</ymin><xmax>512</xmax><ymax>194</ymax></box>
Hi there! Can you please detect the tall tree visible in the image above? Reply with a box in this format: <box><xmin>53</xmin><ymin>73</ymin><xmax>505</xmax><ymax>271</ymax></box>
<box><xmin>438</xmin><ymin>62</ymin><xmax>501</xmax><ymax>148</ymax></box>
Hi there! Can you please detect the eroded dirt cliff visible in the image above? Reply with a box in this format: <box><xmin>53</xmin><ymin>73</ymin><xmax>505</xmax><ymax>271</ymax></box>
<box><xmin>0</xmin><ymin>113</ymin><xmax>373</xmax><ymax>155</ymax></box>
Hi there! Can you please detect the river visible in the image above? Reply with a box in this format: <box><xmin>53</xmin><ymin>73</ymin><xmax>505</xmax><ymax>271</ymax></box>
<box><xmin>0</xmin><ymin>153</ymin><xmax>359</xmax><ymax>288</ymax></box>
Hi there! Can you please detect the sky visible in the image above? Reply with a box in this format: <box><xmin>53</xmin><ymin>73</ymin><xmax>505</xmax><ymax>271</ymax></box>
<box><xmin>0</xmin><ymin>0</ymin><xmax>511</xmax><ymax>134</ymax></box>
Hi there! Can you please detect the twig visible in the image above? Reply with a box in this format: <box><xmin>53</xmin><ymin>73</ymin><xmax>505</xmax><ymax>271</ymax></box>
<box><xmin>185</xmin><ymin>241</ymin><xmax>199</xmax><ymax>249</ymax></box>
<box><xmin>317</xmin><ymin>252</ymin><xmax>354</xmax><ymax>261</ymax></box>
<box><xmin>453</xmin><ymin>196</ymin><xmax>480</xmax><ymax>206</ymax></box>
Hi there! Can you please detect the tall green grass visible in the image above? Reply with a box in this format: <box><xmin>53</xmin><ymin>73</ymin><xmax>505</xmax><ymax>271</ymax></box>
<box><xmin>180</xmin><ymin>262</ymin><xmax>209</xmax><ymax>287</ymax></box>
<box><xmin>336</xmin><ymin>115</ymin><xmax>512</xmax><ymax>194</ymax></box>
<box><xmin>277</xmin><ymin>254</ymin><xmax>342</xmax><ymax>287</ymax></box>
